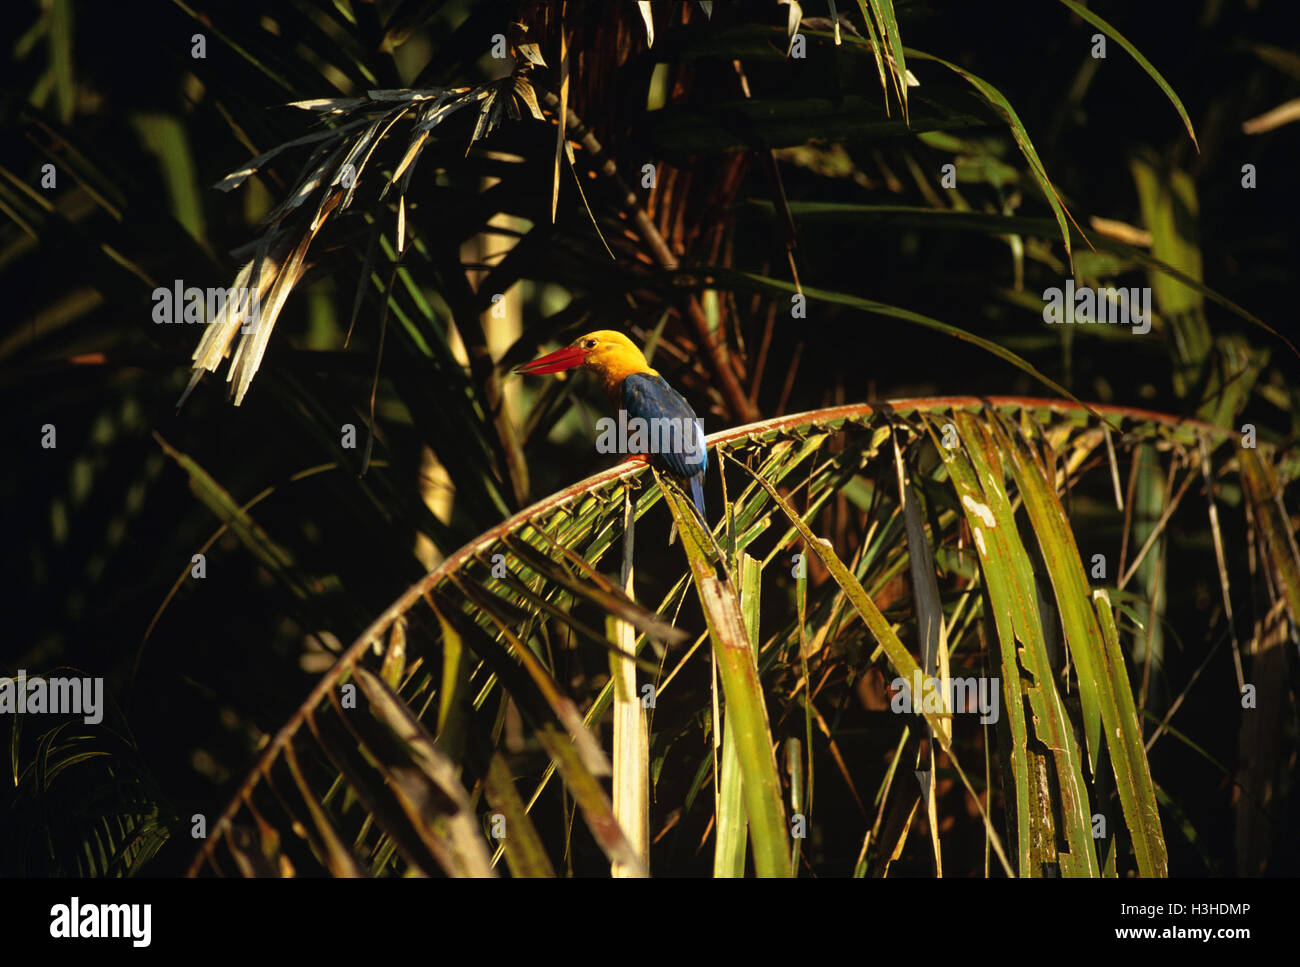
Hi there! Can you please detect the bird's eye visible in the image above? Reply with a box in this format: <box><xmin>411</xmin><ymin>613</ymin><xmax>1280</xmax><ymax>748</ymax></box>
<box><xmin>584</xmin><ymin>339</ymin><xmax>597</xmax><ymax>349</ymax></box>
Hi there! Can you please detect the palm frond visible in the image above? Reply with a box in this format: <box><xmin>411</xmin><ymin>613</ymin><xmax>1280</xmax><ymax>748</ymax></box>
<box><xmin>188</xmin><ymin>397</ymin><xmax>1290</xmax><ymax>876</ymax></box>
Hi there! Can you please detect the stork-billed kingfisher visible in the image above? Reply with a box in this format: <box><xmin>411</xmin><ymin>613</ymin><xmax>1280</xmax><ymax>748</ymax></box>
<box><xmin>515</xmin><ymin>331</ymin><xmax>708</xmax><ymax>520</ymax></box>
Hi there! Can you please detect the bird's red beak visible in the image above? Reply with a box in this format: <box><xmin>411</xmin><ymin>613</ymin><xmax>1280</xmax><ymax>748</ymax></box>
<box><xmin>514</xmin><ymin>345</ymin><xmax>586</xmax><ymax>375</ymax></box>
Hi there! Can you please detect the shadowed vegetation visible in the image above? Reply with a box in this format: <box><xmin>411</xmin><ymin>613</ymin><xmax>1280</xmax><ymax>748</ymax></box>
<box><xmin>2</xmin><ymin>0</ymin><xmax>1297</xmax><ymax>877</ymax></box>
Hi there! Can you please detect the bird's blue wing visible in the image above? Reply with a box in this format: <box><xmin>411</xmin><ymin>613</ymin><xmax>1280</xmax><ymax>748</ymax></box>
<box><xmin>620</xmin><ymin>373</ymin><xmax>708</xmax><ymax>481</ymax></box>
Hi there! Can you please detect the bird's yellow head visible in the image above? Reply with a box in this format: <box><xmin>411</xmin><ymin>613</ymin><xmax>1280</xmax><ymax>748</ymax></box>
<box><xmin>515</xmin><ymin>330</ymin><xmax>657</xmax><ymax>392</ymax></box>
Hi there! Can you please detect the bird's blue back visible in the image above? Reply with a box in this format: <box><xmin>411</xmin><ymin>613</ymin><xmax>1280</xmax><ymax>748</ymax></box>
<box><xmin>621</xmin><ymin>372</ymin><xmax>707</xmax><ymax>518</ymax></box>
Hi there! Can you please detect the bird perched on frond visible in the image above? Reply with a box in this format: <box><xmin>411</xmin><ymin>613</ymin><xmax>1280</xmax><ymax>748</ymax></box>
<box><xmin>515</xmin><ymin>330</ymin><xmax>708</xmax><ymax>520</ymax></box>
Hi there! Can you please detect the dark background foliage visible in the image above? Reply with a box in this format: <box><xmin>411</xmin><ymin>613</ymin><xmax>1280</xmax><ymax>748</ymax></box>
<box><xmin>2</xmin><ymin>0</ymin><xmax>1296</xmax><ymax>876</ymax></box>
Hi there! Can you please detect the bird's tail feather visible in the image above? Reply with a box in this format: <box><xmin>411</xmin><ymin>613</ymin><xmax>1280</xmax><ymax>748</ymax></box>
<box><xmin>690</xmin><ymin>474</ymin><xmax>706</xmax><ymax>523</ymax></box>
